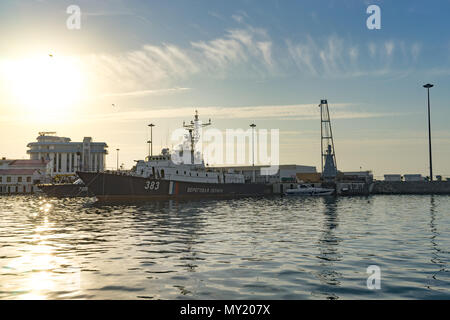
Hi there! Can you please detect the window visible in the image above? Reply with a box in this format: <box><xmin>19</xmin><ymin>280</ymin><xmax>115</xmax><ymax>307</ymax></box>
<box><xmin>0</xmin><ymin>176</ymin><xmax>2</xmax><ymax>183</ymax></box>
<box><xmin>27</xmin><ymin>177</ymin><xmax>31</xmax><ymax>182</ymax></box>
<box><xmin>18</xmin><ymin>177</ymin><xmax>22</xmax><ymax>182</ymax></box>
<box><xmin>7</xmin><ymin>176</ymin><xmax>11</xmax><ymax>183</ymax></box>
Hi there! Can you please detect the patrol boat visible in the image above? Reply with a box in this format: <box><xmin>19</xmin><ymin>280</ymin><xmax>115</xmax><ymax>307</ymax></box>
<box><xmin>77</xmin><ymin>111</ymin><xmax>272</xmax><ymax>202</ymax></box>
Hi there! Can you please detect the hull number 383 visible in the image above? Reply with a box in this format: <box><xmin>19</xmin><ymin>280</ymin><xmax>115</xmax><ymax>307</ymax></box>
<box><xmin>144</xmin><ymin>181</ymin><xmax>160</xmax><ymax>191</ymax></box>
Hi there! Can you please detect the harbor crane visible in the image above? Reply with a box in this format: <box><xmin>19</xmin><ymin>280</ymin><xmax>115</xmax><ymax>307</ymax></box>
<box><xmin>319</xmin><ymin>100</ymin><xmax>337</xmax><ymax>180</ymax></box>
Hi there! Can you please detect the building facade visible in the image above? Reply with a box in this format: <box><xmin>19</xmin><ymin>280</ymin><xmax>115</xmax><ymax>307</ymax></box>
<box><xmin>213</xmin><ymin>164</ymin><xmax>317</xmax><ymax>184</ymax></box>
<box><xmin>0</xmin><ymin>158</ymin><xmax>51</xmax><ymax>194</ymax></box>
<box><xmin>27</xmin><ymin>133</ymin><xmax>108</xmax><ymax>176</ymax></box>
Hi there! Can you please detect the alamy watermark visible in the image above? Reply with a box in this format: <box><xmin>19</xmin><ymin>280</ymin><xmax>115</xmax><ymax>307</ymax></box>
<box><xmin>366</xmin><ymin>265</ymin><xmax>381</xmax><ymax>290</ymax></box>
<box><xmin>169</xmin><ymin>124</ymin><xmax>280</xmax><ymax>175</ymax></box>
<box><xmin>66</xmin><ymin>5</ymin><xmax>81</xmax><ymax>30</ymax></box>
<box><xmin>366</xmin><ymin>5</ymin><xmax>381</xmax><ymax>30</ymax></box>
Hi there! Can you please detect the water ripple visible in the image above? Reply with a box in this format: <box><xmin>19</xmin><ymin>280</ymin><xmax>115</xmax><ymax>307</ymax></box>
<box><xmin>0</xmin><ymin>195</ymin><xmax>449</xmax><ymax>299</ymax></box>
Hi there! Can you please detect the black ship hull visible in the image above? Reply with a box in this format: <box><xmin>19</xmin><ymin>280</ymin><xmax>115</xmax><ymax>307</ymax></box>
<box><xmin>77</xmin><ymin>171</ymin><xmax>272</xmax><ymax>202</ymax></box>
<box><xmin>38</xmin><ymin>183</ymin><xmax>94</xmax><ymax>197</ymax></box>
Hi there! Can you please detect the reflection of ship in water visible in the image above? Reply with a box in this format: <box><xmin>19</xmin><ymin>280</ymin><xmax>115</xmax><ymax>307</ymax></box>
<box><xmin>78</xmin><ymin>111</ymin><xmax>272</xmax><ymax>202</ymax></box>
<box><xmin>313</xmin><ymin>197</ymin><xmax>342</xmax><ymax>299</ymax></box>
<box><xmin>128</xmin><ymin>200</ymin><xmax>207</xmax><ymax>297</ymax></box>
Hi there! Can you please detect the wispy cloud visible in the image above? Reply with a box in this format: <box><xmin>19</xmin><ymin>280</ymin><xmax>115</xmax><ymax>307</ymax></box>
<box><xmin>231</xmin><ymin>10</ymin><xmax>248</xmax><ymax>24</ymax></box>
<box><xmin>77</xmin><ymin>26</ymin><xmax>274</xmax><ymax>95</ymax></box>
<box><xmin>100</xmin><ymin>87</ymin><xmax>190</xmax><ymax>98</ymax></box>
<box><xmin>191</xmin><ymin>27</ymin><xmax>274</xmax><ymax>73</ymax></box>
<box><xmin>27</xmin><ymin>26</ymin><xmax>424</xmax><ymax>99</ymax></box>
<box><xmin>288</xmin><ymin>35</ymin><xmax>422</xmax><ymax>78</ymax></box>
<box><xmin>74</xmin><ymin>103</ymin><xmax>401</xmax><ymax>124</ymax></box>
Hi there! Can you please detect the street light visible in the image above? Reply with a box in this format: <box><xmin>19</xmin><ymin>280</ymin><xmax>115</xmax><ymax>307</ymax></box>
<box><xmin>250</xmin><ymin>123</ymin><xmax>256</xmax><ymax>183</ymax></box>
<box><xmin>423</xmin><ymin>83</ymin><xmax>434</xmax><ymax>181</ymax></box>
<box><xmin>148</xmin><ymin>123</ymin><xmax>155</xmax><ymax>157</ymax></box>
<box><xmin>116</xmin><ymin>148</ymin><xmax>120</xmax><ymax>171</ymax></box>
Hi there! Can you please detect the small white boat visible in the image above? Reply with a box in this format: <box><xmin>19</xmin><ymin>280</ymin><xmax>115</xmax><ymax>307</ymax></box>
<box><xmin>285</xmin><ymin>184</ymin><xmax>334</xmax><ymax>196</ymax></box>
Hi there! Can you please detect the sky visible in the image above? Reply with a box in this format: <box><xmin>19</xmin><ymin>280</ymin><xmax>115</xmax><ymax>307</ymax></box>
<box><xmin>0</xmin><ymin>0</ymin><xmax>449</xmax><ymax>178</ymax></box>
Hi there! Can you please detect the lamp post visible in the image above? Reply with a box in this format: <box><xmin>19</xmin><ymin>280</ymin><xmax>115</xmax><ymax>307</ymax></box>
<box><xmin>423</xmin><ymin>83</ymin><xmax>434</xmax><ymax>182</ymax></box>
<box><xmin>148</xmin><ymin>123</ymin><xmax>155</xmax><ymax>157</ymax></box>
<box><xmin>250</xmin><ymin>123</ymin><xmax>256</xmax><ymax>183</ymax></box>
<box><xmin>116</xmin><ymin>148</ymin><xmax>120</xmax><ymax>171</ymax></box>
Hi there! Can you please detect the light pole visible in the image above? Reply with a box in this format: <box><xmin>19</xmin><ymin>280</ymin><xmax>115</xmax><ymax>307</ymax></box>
<box><xmin>423</xmin><ymin>83</ymin><xmax>434</xmax><ymax>181</ymax></box>
<box><xmin>250</xmin><ymin>123</ymin><xmax>256</xmax><ymax>183</ymax></box>
<box><xmin>148</xmin><ymin>123</ymin><xmax>155</xmax><ymax>157</ymax></box>
<box><xmin>116</xmin><ymin>148</ymin><xmax>120</xmax><ymax>171</ymax></box>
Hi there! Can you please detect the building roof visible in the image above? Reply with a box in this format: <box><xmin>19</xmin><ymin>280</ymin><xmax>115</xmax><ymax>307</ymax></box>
<box><xmin>8</xmin><ymin>159</ymin><xmax>49</xmax><ymax>167</ymax></box>
<box><xmin>212</xmin><ymin>164</ymin><xmax>317</xmax><ymax>173</ymax></box>
<box><xmin>0</xmin><ymin>169</ymin><xmax>38</xmax><ymax>175</ymax></box>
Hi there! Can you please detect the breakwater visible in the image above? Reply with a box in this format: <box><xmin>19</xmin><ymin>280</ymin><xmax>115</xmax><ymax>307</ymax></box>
<box><xmin>372</xmin><ymin>181</ymin><xmax>450</xmax><ymax>195</ymax></box>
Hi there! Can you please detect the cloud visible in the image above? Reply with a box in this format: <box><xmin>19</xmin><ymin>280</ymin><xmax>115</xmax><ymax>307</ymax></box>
<box><xmin>288</xmin><ymin>36</ymin><xmax>421</xmax><ymax>78</ymax></box>
<box><xmin>385</xmin><ymin>41</ymin><xmax>395</xmax><ymax>57</ymax></box>
<box><xmin>74</xmin><ymin>103</ymin><xmax>398</xmax><ymax>124</ymax></box>
<box><xmin>231</xmin><ymin>10</ymin><xmax>249</xmax><ymax>23</ymax></box>
<box><xmin>75</xmin><ymin>26</ymin><xmax>275</xmax><ymax>95</ymax></box>
<box><xmin>100</xmin><ymin>87</ymin><xmax>191</xmax><ymax>98</ymax></box>
<box><xmin>411</xmin><ymin>43</ymin><xmax>421</xmax><ymax>61</ymax></box>
<box><xmin>191</xmin><ymin>27</ymin><xmax>274</xmax><ymax>73</ymax></box>
<box><xmin>45</xmin><ymin>27</ymin><xmax>424</xmax><ymax>98</ymax></box>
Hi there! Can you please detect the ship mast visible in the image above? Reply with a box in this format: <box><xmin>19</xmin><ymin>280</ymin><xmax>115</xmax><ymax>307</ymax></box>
<box><xmin>182</xmin><ymin>110</ymin><xmax>211</xmax><ymax>164</ymax></box>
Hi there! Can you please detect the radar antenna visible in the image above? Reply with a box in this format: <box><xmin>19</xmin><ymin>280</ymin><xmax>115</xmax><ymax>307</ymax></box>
<box><xmin>182</xmin><ymin>110</ymin><xmax>211</xmax><ymax>164</ymax></box>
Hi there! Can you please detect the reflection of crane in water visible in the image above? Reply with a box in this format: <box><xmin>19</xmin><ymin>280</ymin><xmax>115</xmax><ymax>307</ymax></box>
<box><xmin>314</xmin><ymin>197</ymin><xmax>342</xmax><ymax>299</ymax></box>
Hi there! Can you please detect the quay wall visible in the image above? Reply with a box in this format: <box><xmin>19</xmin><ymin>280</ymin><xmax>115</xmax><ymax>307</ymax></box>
<box><xmin>372</xmin><ymin>181</ymin><xmax>450</xmax><ymax>195</ymax></box>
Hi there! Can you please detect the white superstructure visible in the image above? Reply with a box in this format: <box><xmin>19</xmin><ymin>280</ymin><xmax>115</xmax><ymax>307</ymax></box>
<box><xmin>134</xmin><ymin>149</ymin><xmax>245</xmax><ymax>184</ymax></box>
<box><xmin>133</xmin><ymin>112</ymin><xmax>245</xmax><ymax>184</ymax></box>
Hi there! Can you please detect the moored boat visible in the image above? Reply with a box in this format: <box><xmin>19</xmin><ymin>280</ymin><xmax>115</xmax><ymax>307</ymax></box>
<box><xmin>38</xmin><ymin>179</ymin><xmax>94</xmax><ymax>197</ymax></box>
<box><xmin>284</xmin><ymin>184</ymin><xmax>334</xmax><ymax>196</ymax></box>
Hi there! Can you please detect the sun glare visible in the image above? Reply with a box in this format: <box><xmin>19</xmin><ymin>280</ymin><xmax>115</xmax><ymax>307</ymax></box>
<box><xmin>3</xmin><ymin>54</ymin><xmax>84</xmax><ymax>121</ymax></box>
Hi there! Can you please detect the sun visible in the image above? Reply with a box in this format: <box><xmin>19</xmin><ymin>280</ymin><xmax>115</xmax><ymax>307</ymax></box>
<box><xmin>3</xmin><ymin>54</ymin><xmax>84</xmax><ymax>121</ymax></box>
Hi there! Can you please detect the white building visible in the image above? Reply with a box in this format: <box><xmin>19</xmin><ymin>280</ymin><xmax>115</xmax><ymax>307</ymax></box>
<box><xmin>0</xmin><ymin>158</ymin><xmax>51</xmax><ymax>194</ymax></box>
<box><xmin>340</xmin><ymin>171</ymin><xmax>374</xmax><ymax>183</ymax></box>
<box><xmin>404</xmin><ymin>174</ymin><xmax>424</xmax><ymax>182</ymax></box>
<box><xmin>27</xmin><ymin>133</ymin><xmax>108</xmax><ymax>176</ymax></box>
<box><xmin>212</xmin><ymin>164</ymin><xmax>317</xmax><ymax>184</ymax></box>
<box><xmin>384</xmin><ymin>174</ymin><xmax>402</xmax><ymax>182</ymax></box>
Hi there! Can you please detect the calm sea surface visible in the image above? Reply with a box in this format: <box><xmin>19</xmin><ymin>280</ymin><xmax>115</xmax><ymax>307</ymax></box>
<box><xmin>0</xmin><ymin>195</ymin><xmax>449</xmax><ymax>299</ymax></box>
